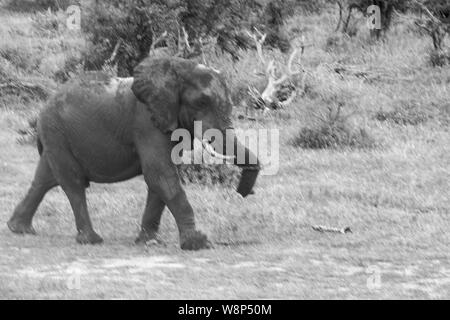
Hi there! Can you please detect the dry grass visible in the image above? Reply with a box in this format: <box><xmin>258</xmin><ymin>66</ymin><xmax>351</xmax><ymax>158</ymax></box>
<box><xmin>0</xmin><ymin>3</ymin><xmax>449</xmax><ymax>299</ymax></box>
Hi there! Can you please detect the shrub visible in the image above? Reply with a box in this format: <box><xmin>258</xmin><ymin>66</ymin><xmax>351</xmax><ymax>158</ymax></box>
<box><xmin>82</xmin><ymin>0</ymin><xmax>265</xmax><ymax>76</ymax></box>
<box><xmin>178</xmin><ymin>164</ymin><xmax>240</xmax><ymax>187</ymax></box>
<box><xmin>17</xmin><ymin>117</ymin><xmax>38</xmax><ymax>145</ymax></box>
<box><xmin>375</xmin><ymin>101</ymin><xmax>430</xmax><ymax>125</ymax></box>
<box><xmin>0</xmin><ymin>80</ymin><xmax>49</xmax><ymax>105</ymax></box>
<box><xmin>0</xmin><ymin>60</ymin><xmax>50</xmax><ymax>105</ymax></box>
<box><xmin>292</xmin><ymin>104</ymin><xmax>376</xmax><ymax>150</ymax></box>
<box><xmin>82</xmin><ymin>0</ymin><xmax>181</xmax><ymax>76</ymax></box>
<box><xmin>31</xmin><ymin>9</ymin><xmax>63</xmax><ymax>37</ymax></box>
<box><xmin>53</xmin><ymin>55</ymin><xmax>83</xmax><ymax>83</ymax></box>
<box><xmin>292</xmin><ymin>123</ymin><xmax>375</xmax><ymax>149</ymax></box>
<box><xmin>409</xmin><ymin>1</ymin><xmax>450</xmax><ymax>55</ymax></box>
<box><xmin>5</xmin><ymin>0</ymin><xmax>77</xmax><ymax>12</ymax></box>
<box><xmin>428</xmin><ymin>49</ymin><xmax>450</xmax><ymax>67</ymax></box>
<box><xmin>280</xmin><ymin>0</ymin><xmax>327</xmax><ymax>14</ymax></box>
<box><xmin>81</xmin><ymin>0</ymin><xmax>303</xmax><ymax>75</ymax></box>
<box><xmin>0</xmin><ymin>47</ymin><xmax>38</xmax><ymax>71</ymax></box>
<box><xmin>421</xmin><ymin>0</ymin><xmax>450</xmax><ymax>20</ymax></box>
<box><xmin>324</xmin><ymin>33</ymin><xmax>350</xmax><ymax>52</ymax></box>
<box><xmin>333</xmin><ymin>0</ymin><xmax>410</xmax><ymax>38</ymax></box>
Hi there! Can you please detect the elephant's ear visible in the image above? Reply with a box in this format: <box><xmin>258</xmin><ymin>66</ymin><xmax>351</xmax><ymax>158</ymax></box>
<box><xmin>132</xmin><ymin>58</ymin><xmax>180</xmax><ymax>133</ymax></box>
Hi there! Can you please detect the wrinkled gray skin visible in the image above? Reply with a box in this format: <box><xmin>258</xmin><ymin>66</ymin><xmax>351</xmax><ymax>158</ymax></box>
<box><xmin>7</xmin><ymin>57</ymin><xmax>260</xmax><ymax>250</ymax></box>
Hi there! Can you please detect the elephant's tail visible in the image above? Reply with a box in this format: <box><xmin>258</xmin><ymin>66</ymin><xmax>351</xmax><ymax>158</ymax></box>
<box><xmin>37</xmin><ymin>136</ymin><xmax>43</xmax><ymax>156</ymax></box>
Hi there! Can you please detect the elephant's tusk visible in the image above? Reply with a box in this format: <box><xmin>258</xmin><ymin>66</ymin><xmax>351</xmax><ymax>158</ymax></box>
<box><xmin>201</xmin><ymin>139</ymin><xmax>236</xmax><ymax>161</ymax></box>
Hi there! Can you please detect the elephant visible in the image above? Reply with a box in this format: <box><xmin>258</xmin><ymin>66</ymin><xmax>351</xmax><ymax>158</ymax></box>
<box><xmin>7</xmin><ymin>57</ymin><xmax>260</xmax><ymax>250</ymax></box>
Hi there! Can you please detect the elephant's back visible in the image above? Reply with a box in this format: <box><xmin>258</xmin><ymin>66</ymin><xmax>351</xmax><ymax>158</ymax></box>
<box><xmin>55</xmin><ymin>72</ymin><xmax>134</xmax><ymax>109</ymax></box>
<box><xmin>37</xmin><ymin>72</ymin><xmax>141</xmax><ymax>182</ymax></box>
<box><xmin>42</xmin><ymin>72</ymin><xmax>136</xmax><ymax>126</ymax></box>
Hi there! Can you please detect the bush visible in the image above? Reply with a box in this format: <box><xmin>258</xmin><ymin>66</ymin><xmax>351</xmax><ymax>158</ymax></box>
<box><xmin>35</xmin><ymin>0</ymin><xmax>76</xmax><ymax>10</ymax></box>
<box><xmin>324</xmin><ymin>33</ymin><xmax>350</xmax><ymax>52</ymax></box>
<box><xmin>375</xmin><ymin>101</ymin><xmax>430</xmax><ymax>126</ymax></box>
<box><xmin>333</xmin><ymin>0</ymin><xmax>410</xmax><ymax>38</ymax></box>
<box><xmin>292</xmin><ymin>123</ymin><xmax>375</xmax><ymax>149</ymax></box>
<box><xmin>5</xmin><ymin>0</ymin><xmax>77</xmax><ymax>12</ymax></box>
<box><xmin>81</xmin><ymin>0</ymin><xmax>306</xmax><ymax>75</ymax></box>
<box><xmin>17</xmin><ymin>117</ymin><xmax>38</xmax><ymax>145</ymax></box>
<box><xmin>82</xmin><ymin>0</ymin><xmax>181</xmax><ymax>76</ymax></box>
<box><xmin>291</xmin><ymin>104</ymin><xmax>376</xmax><ymax>150</ymax></box>
<box><xmin>53</xmin><ymin>55</ymin><xmax>83</xmax><ymax>83</ymax></box>
<box><xmin>31</xmin><ymin>9</ymin><xmax>63</xmax><ymax>37</ymax></box>
<box><xmin>281</xmin><ymin>0</ymin><xmax>327</xmax><ymax>14</ymax></box>
<box><xmin>178</xmin><ymin>164</ymin><xmax>240</xmax><ymax>187</ymax></box>
<box><xmin>421</xmin><ymin>1</ymin><xmax>450</xmax><ymax>20</ymax></box>
<box><xmin>0</xmin><ymin>48</ymin><xmax>39</xmax><ymax>71</ymax></box>
<box><xmin>428</xmin><ymin>49</ymin><xmax>450</xmax><ymax>67</ymax></box>
<box><xmin>82</xmin><ymin>0</ymin><xmax>266</xmax><ymax>76</ymax></box>
<box><xmin>0</xmin><ymin>60</ymin><xmax>50</xmax><ymax>105</ymax></box>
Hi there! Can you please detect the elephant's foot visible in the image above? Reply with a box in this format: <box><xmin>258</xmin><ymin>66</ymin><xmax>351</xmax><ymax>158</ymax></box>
<box><xmin>76</xmin><ymin>229</ymin><xmax>103</xmax><ymax>245</ymax></box>
<box><xmin>7</xmin><ymin>218</ymin><xmax>36</xmax><ymax>235</ymax></box>
<box><xmin>180</xmin><ymin>230</ymin><xmax>211</xmax><ymax>251</ymax></box>
<box><xmin>135</xmin><ymin>229</ymin><xmax>164</xmax><ymax>247</ymax></box>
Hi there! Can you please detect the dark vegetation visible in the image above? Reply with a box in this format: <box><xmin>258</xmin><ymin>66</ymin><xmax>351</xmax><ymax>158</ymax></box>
<box><xmin>178</xmin><ymin>164</ymin><xmax>240</xmax><ymax>187</ymax></box>
<box><xmin>291</xmin><ymin>104</ymin><xmax>376</xmax><ymax>150</ymax></box>
<box><xmin>375</xmin><ymin>100</ymin><xmax>431</xmax><ymax>126</ymax></box>
<box><xmin>81</xmin><ymin>0</ymin><xmax>305</xmax><ymax>76</ymax></box>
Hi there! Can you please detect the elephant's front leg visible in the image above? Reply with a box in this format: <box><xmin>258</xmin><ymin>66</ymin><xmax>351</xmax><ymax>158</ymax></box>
<box><xmin>135</xmin><ymin>189</ymin><xmax>165</xmax><ymax>245</ymax></box>
<box><xmin>145</xmin><ymin>167</ymin><xmax>210</xmax><ymax>250</ymax></box>
<box><xmin>135</xmin><ymin>131</ymin><xmax>210</xmax><ymax>250</ymax></box>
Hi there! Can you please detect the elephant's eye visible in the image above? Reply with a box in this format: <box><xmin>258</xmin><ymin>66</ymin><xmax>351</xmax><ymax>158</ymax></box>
<box><xmin>196</xmin><ymin>95</ymin><xmax>212</xmax><ymax>108</ymax></box>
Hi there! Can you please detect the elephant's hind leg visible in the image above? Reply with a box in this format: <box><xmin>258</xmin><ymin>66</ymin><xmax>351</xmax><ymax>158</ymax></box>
<box><xmin>8</xmin><ymin>154</ymin><xmax>58</xmax><ymax>235</ymax></box>
<box><xmin>45</xmin><ymin>151</ymin><xmax>103</xmax><ymax>245</ymax></box>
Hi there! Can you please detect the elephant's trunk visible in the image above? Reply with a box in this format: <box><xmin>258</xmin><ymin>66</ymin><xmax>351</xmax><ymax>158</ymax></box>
<box><xmin>233</xmin><ymin>137</ymin><xmax>260</xmax><ymax>197</ymax></box>
<box><xmin>221</xmin><ymin>131</ymin><xmax>260</xmax><ymax>197</ymax></box>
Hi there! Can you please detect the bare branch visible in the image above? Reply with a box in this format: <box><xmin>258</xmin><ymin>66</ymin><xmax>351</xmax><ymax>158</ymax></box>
<box><xmin>181</xmin><ymin>27</ymin><xmax>191</xmax><ymax>52</ymax></box>
<box><xmin>395</xmin><ymin>2</ymin><xmax>448</xmax><ymax>51</ymax></box>
<box><xmin>335</xmin><ymin>0</ymin><xmax>344</xmax><ymax>32</ymax></box>
<box><xmin>149</xmin><ymin>31</ymin><xmax>168</xmax><ymax>56</ymax></box>
<box><xmin>199</xmin><ymin>37</ymin><xmax>207</xmax><ymax>65</ymax></box>
<box><xmin>412</xmin><ymin>0</ymin><xmax>440</xmax><ymax>23</ymax></box>
<box><xmin>105</xmin><ymin>39</ymin><xmax>122</xmax><ymax>66</ymax></box>
<box><xmin>246</xmin><ymin>28</ymin><xmax>268</xmax><ymax>66</ymax></box>
<box><xmin>279</xmin><ymin>90</ymin><xmax>297</xmax><ymax>108</ymax></box>
<box><xmin>287</xmin><ymin>48</ymin><xmax>303</xmax><ymax>76</ymax></box>
<box><xmin>246</xmin><ymin>27</ymin><xmax>308</xmax><ymax>110</ymax></box>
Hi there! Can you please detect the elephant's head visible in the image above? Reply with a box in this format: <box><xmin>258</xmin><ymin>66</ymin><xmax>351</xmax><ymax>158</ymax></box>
<box><xmin>132</xmin><ymin>57</ymin><xmax>260</xmax><ymax>197</ymax></box>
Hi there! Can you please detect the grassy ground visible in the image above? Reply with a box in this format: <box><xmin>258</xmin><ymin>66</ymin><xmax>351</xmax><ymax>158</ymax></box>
<box><xmin>0</xmin><ymin>2</ymin><xmax>449</xmax><ymax>299</ymax></box>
